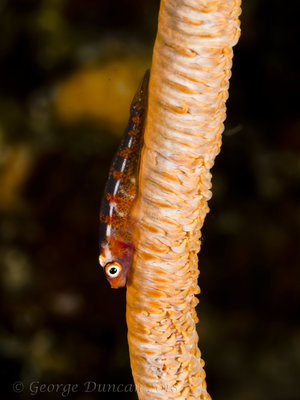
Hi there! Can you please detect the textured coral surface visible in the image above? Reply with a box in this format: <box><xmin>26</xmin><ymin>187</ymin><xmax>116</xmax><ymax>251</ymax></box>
<box><xmin>126</xmin><ymin>1</ymin><xmax>241</xmax><ymax>398</ymax></box>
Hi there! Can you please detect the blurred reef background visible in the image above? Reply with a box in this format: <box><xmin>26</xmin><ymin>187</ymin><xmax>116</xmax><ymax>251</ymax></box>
<box><xmin>0</xmin><ymin>0</ymin><xmax>299</xmax><ymax>399</ymax></box>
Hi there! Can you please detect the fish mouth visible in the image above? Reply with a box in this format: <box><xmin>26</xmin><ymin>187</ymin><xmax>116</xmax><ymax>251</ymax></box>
<box><xmin>109</xmin><ymin>276</ymin><xmax>126</xmax><ymax>289</ymax></box>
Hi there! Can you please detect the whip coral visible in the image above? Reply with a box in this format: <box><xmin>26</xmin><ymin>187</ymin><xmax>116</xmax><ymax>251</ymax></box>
<box><xmin>126</xmin><ymin>1</ymin><xmax>241</xmax><ymax>398</ymax></box>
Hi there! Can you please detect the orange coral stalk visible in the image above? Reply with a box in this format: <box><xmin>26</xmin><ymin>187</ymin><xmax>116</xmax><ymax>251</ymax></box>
<box><xmin>126</xmin><ymin>1</ymin><xmax>241</xmax><ymax>398</ymax></box>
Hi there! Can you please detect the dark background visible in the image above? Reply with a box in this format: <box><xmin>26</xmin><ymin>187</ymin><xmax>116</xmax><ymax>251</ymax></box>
<box><xmin>0</xmin><ymin>1</ymin><xmax>299</xmax><ymax>399</ymax></box>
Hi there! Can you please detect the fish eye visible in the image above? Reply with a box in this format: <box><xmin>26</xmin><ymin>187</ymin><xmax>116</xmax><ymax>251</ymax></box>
<box><xmin>105</xmin><ymin>262</ymin><xmax>122</xmax><ymax>278</ymax></box>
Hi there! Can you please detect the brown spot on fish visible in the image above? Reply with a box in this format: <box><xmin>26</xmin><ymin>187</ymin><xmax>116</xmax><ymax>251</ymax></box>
<box><xmin>119</xmin><ymin>147</ymin><xmax>133</xmax><ymax>158</ymax></box>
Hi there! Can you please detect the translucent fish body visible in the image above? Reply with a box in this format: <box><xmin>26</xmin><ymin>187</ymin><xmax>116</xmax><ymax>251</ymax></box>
<box><xmin>99</xmin><ymin>70</ymin><xmax>149</xmax><ymax>288</ymax></box>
